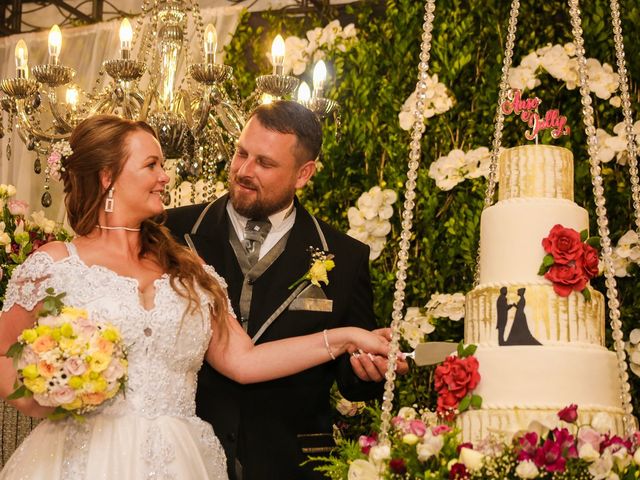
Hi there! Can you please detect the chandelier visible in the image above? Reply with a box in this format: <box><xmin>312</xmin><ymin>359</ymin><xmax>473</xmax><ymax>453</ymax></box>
<box><xmin>0</xmin><ymin>0</ymin><xmax>337</xmax><ymax>207</ymax></box>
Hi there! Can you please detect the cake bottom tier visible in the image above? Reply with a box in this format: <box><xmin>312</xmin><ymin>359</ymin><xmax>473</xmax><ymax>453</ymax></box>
<box><xmin>457</xmin><ymin>345</ymin><xmax>625</xmax><ymax>442</ymax></box>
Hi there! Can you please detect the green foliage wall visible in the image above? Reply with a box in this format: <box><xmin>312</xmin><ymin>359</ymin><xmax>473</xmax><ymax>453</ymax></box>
<box><xmin>226</xmin><ymin>0</ymin><xmax>640</xmax><ymax>415</ymax></box>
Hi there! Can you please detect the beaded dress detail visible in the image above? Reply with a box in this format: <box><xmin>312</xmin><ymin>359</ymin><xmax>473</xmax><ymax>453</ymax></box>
<box><xmin>0</xmin><ymin>244</ymin><xmax>228</xmax><ymax>479</ymax></box>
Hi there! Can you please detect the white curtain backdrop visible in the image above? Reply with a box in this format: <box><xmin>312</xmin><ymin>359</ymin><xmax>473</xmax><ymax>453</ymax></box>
<box><xmin>0</xmin><ymin>3</ymin><xmax>244</xmax><ymax>223</ymax></box>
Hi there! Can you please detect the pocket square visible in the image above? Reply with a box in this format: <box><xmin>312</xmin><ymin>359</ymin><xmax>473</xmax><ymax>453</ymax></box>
<box><xmin>289</xmin><ymin>297</ymin><xmax>334</xmax><ymax>312</ymax></box>
<box><xmin>288</xmin><ymin>284</ymin><xmax>333</xmax><ymax>312</ymax></box>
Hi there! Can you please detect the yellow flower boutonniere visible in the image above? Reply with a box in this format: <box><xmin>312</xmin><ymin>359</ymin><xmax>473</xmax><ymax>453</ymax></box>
<box><xmin>289</xmin><ymin>247</ymin><xmax>335</xmax><ymax>290</ymax></box>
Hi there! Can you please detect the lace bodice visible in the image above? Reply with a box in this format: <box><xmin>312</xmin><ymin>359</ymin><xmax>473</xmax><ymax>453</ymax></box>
<box><xmin>2</xmin><ymin>245</ymin><xmax>225</xmax><ymax>419</ymax></box>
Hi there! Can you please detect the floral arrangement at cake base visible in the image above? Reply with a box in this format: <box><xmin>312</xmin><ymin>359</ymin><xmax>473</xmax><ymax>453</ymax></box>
<box><xmin>316</xmin><ymin>404</ymin><xmax>640</xmax><ymax>480</ymax></box>
<box><xmin>0</xmin><ymin>184</ymin><xmax>72</xmax><ymax>307</ymax></box>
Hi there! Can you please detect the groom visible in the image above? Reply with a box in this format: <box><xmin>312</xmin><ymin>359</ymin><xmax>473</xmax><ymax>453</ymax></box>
<box><xmin>166</xmin><ymin>101</ymin><xmax>407</xmax><ymax>479</ymax></box>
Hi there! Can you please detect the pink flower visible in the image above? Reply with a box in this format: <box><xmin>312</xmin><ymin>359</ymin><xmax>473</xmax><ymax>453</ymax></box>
<box><xmin>102</xmin><ymin>359</ymin><xmax>124</xmax><ymax>382</ymax></box>
<box><xmin>517</xmin><ymin>432</ymin><xmax>539</xmax><ymax>462</ymax></box>
<box><xmin>557</xmin><ymin>404</ymin><xmax>578</xmax><ymax>423</ymax></box>
<box><xmin>409</xmin><ymin>419</ymin><xmax>427</xmax><ymax>437</ymax></box>
<box><xmin>73</xmin><ymin>317</ymin><xmax>97</xmax><ymax>338</ymax></box>
<box><xmin>358</xmin><ymin>434</ymin><xmax>377</xmax><ymax>455</ymax></box>
<box><xmin>577</xmin><ymin>427</ymin><xmax>602</xmax><ymax>452</ymax></box>
<box><xmin>432</xmin><ymin>425</ymin><xmax>452</xmax><ymax>436</ymax></box>
<box><xmin>533</xmin><ymin>439</ymin><xmax>565</xmax><ymax>472</ymax></box>
<box><xmin>7</xmin><ymin>199</ymin><xmax>29</xmax><ymax>216</ymax></box>
<box><xmin>17</xmin><ymin>345</ymin><xmax>39</xmax><ymax>369</ymax></box>
<box><xmin>64</xmin><ymin>356</ymin><xmax>88</xmax><ymax>376</ymax></box>
<box><xmin>50</xmin><ymin>385</ymin><xmax>76</xmax><ymax>405</ymax></box>
<box><xmin>47</xmin><ymin>151</ymin><xmax>63</xmax><ymax>181</ymax></box>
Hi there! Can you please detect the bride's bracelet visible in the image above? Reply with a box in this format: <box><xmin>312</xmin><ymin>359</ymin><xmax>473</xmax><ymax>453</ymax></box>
<box><xmin>323</xmin><ymin>329</ymin><xmax>336</xmax><ymax>360</ymax></box>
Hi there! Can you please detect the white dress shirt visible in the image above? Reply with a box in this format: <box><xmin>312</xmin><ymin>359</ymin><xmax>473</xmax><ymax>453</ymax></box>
<box><xmin>226</xmin><ymin>201</ymin><xmax>296</xmax><ymax>260</ymax></box>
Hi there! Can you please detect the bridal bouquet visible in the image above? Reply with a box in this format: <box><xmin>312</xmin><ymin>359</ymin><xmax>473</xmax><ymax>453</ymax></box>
<box><xmin>6</xmin><ymin>288</ymin><xmax>127</xmax><ymax>420</ymax></box>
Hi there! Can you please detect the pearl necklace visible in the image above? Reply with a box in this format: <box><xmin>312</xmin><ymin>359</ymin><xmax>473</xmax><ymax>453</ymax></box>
<box><xmin>96</xmin><ymin>224</ymin><xmax>141</xmax><ymax>232</ymax></box>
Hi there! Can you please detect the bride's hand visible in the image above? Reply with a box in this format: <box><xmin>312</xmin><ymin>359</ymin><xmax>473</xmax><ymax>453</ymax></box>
<box><xmin>344</xmin><ymin>327</ymin><xmax>390</xmax><ymax>357</ymax></box>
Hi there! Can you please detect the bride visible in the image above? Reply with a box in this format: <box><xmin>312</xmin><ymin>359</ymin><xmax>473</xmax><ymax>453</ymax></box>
<box><xmin>0</xmin><ymin>115</ymin><xmax>390</xmax><ymax>479</ymax></box>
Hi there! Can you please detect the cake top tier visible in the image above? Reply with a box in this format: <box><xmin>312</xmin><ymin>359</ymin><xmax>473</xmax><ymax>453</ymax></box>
<box><xmin>498</xmin><ymin>145</ymin><xmax>574</xmax><ymax>201</ymax></box>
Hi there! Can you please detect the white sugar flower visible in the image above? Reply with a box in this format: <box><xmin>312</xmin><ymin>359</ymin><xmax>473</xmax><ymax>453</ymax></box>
<box><xmin>416</xmin><ymin>433</ymin><xmax>444</xmax><ymax>461</ymax></box>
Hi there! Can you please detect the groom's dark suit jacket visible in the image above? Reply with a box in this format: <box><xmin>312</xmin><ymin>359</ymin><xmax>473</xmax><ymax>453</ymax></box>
<box><xmin>165</xmin><ymin>195</ymin><xmax>382</xmax><ymax>480</ymax></box>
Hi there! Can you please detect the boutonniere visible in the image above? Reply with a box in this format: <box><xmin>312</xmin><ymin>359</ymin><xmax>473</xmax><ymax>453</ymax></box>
<box><xmin>289</xmin><ymin>247</ymin><xmax>335</xmax><ymax>290</ymax></box>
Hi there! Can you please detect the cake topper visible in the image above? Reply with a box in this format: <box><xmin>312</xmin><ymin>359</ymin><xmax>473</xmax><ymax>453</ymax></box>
<box><xmin>501</xmin><ymin>89</ymin><xmax>570</xmax><ymax>142</ymax></box>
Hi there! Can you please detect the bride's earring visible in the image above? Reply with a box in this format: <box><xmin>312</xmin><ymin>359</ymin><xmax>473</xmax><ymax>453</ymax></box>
<box><xmin>105</xmin><ymin>188</ymin><xmax>115</xmax><ymax>213</ymax></box>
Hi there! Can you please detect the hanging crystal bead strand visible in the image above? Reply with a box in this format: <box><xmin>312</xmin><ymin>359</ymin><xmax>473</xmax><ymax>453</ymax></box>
<box><xmin>378</xmin><ymin>0</ymin><xmax>436</xmax><ymax>446</ymax></box>
<box><xmin>473</xmin><ymin>0</ymin><xmax>521</xmax><ymax>287</ymax></box>
<box><xmin>609</xmin><ymin>0</ymin><xmax>640</xmax><ymax>232</ymax></box>
<box><xmin>567</xmin><ymin>0</ymin><xmax>636</xmax><ymax>436</ymax></box>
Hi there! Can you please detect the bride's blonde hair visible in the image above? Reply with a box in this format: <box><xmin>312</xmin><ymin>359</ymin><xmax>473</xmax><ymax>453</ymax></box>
<box><xmin>62</xmin><ymin>114</ymin><xmax>228</xmax><ymax>336</ymax></box>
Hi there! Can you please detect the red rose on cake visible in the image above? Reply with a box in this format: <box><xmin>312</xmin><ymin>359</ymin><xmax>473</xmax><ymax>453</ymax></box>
<box><xmin>542</xmin><ymin>224</ymin><xmax>583</xmax><ymax>264</ymax></box>
<box><xmin>434</xmin><ymin>351</ymin><xmax>481</xmax><ymax>419</ymax></box>
<box><xmin>538</xmin><ymin>224</ymin><xmax>601</xmax><ymax>299</ymax></box>
<box><xmin>544</xmin><ymin>263</ymin><xmax>588</xmax><ymax>297</ymax></box>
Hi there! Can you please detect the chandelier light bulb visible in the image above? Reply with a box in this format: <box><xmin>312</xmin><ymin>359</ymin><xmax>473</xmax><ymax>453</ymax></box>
<box><xmin>66</xmin><ymin>86</ymin><xmax>78</xmax><ymax>110</ymax></box>
<box><xmin>14</xmin><ymin>39</ymin><xmax>28</xmax><ymax>79</ymax></box>
<box><xmin>48</xmin><ymin>25</ymin><xmax>62</xmax><ymax>65</ymax></box>
<box><xmin>261</xmin><ymin>93</ymin><xmax>274</xmax><ymax>105</ymax></box>
<box><xmin>204</xmin><ymin>24</ymin><xmax>217</xmax><ymax>64</ymax></box>
<box><xmin>271</xmin><ymin>34</ymin><xmax>285</xmax><ymax>75</ymax></box>
<box><xmin>119</xmin><ymin>18</ymin><xmax>133</xmax><ymax>59</ymax></box>
<box><xmin>297</xmin><ymin>81</ymin><xmax>311</xmax><ymax>103</ymax></box>
<box><xmin>312</xmin><ymin>60</ymin><xmax>327</xmax><ymax>96</ymax></box>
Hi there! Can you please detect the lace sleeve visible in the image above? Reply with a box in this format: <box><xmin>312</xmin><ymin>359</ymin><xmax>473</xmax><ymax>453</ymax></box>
<box><xmin>202</xmin><ymin>264</ymin><xmax>237</xmax><ymax>319</ymax></box>
<box><xmin>2</xmin><ymin>251</ymin><xmax>56</xmax><ymax>313</ymax></box>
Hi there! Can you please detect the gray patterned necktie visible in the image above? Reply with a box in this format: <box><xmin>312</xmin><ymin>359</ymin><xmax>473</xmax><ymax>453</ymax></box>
<box><xmin>243</xmin><ymin>219</ymin><xmax>272</xmax><ymax>267</ymax></box>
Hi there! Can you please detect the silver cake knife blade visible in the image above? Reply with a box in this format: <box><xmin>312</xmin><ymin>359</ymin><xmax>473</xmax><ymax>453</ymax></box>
<box><xmin>403</xmin><ymin>341</ymin><xmax>458</xmax><ymax>366</ymax></box>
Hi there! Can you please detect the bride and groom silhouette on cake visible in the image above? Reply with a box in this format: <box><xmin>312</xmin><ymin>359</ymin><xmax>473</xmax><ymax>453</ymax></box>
<box><xmin>496</xmin><ymin>287</ymin><xmax>541</xmax><ymax>346</ymax></box>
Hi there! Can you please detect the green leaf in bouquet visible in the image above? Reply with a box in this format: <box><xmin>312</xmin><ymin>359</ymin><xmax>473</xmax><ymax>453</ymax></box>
<box><xmin>39</xmin><ymin>288</ymin><xmax>66</xmax><ymax>316</ymax></box>
<box><xmin>470</xmin><ymin>394</ymin><xmax>483</xmax><ymax>408</ymax></box>
<box><xmin>582</xmin><ymin>288</ymin><xmax>592</xmax><ymax>302</ymax></box>
<box><xmin>48</xmin><ymin>407</ymin><xmax>69</xmax><ymax>421</ymax></box>
<box><xmin>456</xmin><ymin>340</ymin><xmax>464</xmax><ymax>357</ymax></box>
<box><xmin>5</xmin><ymin>340</ymin><xmax>24</xmax><ymax>360</ymax></box>
<box><xmin>7</xmin><ymin>384</ymin><xmax>29</xmax><ymax>400</ymax></box>
<box><xmin>458</xmin><ymin>394</ymin><xmax>472</xmax><ymax>413</ymax></box>
<box><xmin>580</xmin><ymin>229</ymin><xmax>589</xmax><ymax>242</ymax></box>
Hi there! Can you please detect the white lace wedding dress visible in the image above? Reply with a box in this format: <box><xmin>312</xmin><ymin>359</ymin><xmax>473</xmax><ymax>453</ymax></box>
<box><xmin>0</xmin><ymin>243</ymin><xmax>228</xmax><ymax>479</ymax></box>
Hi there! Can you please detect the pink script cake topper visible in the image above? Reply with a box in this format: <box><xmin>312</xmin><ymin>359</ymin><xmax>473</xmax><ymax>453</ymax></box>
<box><xmin>501</xmin><ymin>89</ymin><xmax>570</xmax><ymax>141</ymax></box>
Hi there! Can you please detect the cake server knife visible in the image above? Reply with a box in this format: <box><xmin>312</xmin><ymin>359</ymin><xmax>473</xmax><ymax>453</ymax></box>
<box><xmin>402</xmin><ymin>341</ymin><xmax>458</xmax><ymax>366</ymax></box>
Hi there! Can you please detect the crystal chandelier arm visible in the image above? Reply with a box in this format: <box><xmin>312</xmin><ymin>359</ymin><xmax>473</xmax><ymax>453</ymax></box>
<box><xmin>45</xmin><ymin>90</ymin><xmax>74</xmax><ymax>133</ymax></box>
<box><xmin>14</xmin><ymin>99</ymin><xmax>70</xmax><ymax>142</ymax></box>
<box><xmin>194</xmin><ymin>87</ymin><xmax>212</xmax><ymax>133</ymax></box>
<box><xmin>214</xmin><ymin>100</ymin><xmax>245</xmax><ymax>138</ymax></box>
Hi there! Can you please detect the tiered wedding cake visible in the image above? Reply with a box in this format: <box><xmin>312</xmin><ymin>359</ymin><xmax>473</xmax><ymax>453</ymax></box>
<box><xmin>459</xmin><ymin>144</ymin><xmax>625</xmax><ymax>441</ymax></box>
